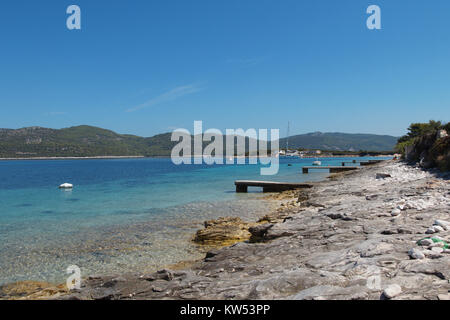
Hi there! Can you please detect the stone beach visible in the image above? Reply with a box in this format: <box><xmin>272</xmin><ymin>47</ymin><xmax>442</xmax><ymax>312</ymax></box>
<box><xmin>4</xmin><ymin>160</ymin><xmax>450</xmax><ymax>300</ymax></box>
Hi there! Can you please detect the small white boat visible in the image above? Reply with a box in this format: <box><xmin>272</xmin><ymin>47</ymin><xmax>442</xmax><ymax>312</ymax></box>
<box><xmin>59</xmin><ymin>183</ymin><xmax>73</xmax><ymax>189</ymax></box>
<box><xmin>312</xmin><ymin>160</ymin><xmax>321</xmax><ymax>166</ymax></box>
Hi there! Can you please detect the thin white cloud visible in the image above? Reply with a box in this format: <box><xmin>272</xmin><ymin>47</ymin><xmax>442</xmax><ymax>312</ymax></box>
<box><xmin>225</xmin><ymin>56</ymin><xmax>267</xmax><ymax>67</ymax></box>
<box><xmin>45</xmin><ymin>111</ymin><xmax>67</xmax><ymax>116</ymax></box>
<box><xmin>126</xmin><ymin>83</ymin><xmax>204</xmax><ymax>112</ymax></box>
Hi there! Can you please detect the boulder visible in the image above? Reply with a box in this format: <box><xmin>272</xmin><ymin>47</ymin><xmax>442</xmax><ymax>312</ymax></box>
<box><xmin>418</xmin><ymin>239</ymin><xmax>433</xmax><ymax>246</ymax></box>
<box><xmin>408</xmin><ymin>248</ymin><xmax>425</xmax><ymax>260</ymax></box>
<box><xmin>434</xmin><ymin>220</ymin><xmax>450</xmax><ymax>230</ymax></box>
<box><xmin>382</xmin><ymin>284</ymin><xmax>402</xmax><ymax>299</ymax></box>
<box><xmin>0</xmin><ymin>281</ymin><xmax>67</xmax><ymax>300</ymax></box>
<box><xmin>194</xmin><ymin>217</ymin><xmax>256</xmax><ymax>246</ymax></box>
<box><xmin>249</xmin><ymin>223</ymin><xmax>274</xmax><ymax>242</ymax></box>
<box><xmin>431</xmin><ymin>247</ymin><xmax>444</xmax><ymax>254</ymax></box>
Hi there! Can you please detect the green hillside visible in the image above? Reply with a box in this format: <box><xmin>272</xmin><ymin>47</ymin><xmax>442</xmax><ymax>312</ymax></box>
<box><xmin>0</xmin><ymin>126</ymin><xmax>397</xmax><ymax>158</ymax></box>
<box><xmin>279</xmin><ymin>132</ymin><xmax>398</xmax><ymax>152</ymax></box>
<box><xmin>0</xmin><ymin>126</ymin><xmax>152</xmax><ymax>157</ymax></box>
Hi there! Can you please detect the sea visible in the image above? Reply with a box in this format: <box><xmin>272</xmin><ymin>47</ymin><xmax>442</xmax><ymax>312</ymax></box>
<box><xmin>0</xmin><ymin>156</ymin><xmax>389</xmax><ymax>285</ymax></box>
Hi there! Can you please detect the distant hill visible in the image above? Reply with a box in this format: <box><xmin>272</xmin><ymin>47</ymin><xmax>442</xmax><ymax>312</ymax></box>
<box><xmin>0</xmin><ymin>126</ymin><xmax>156</xmax><ymax>157</ymax></box>
<box><xmin>0</xmin><ymin>125</ymin><xmax>256</xmax><ymax>158</ymax></box>
<box><xmin>279</xmin><ymin>132</ymin><xmax>398</xmax><ymax>152</ymax></box>
<box><xmin>0</xmin><ymin>126</ymin><xmax>397</xmax><ymax>158</ymax></box>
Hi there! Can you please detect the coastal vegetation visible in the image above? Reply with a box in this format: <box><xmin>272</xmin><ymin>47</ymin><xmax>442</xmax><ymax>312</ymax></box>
<box><xmin>396</xmin><ymin>120</ymin><xmax>450</xmax><ymax>171</ymax></box>
<box><xmin>0</xmin><ymin>125</ymin><xmax>398</xmax><ymax>158</ymax></box>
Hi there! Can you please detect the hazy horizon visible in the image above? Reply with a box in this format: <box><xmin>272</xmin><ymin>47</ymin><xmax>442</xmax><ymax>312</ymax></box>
<box><xmin>0</xmin><ymin>123</ymin><xmax>402</xmax><ymax>139</ymax></box>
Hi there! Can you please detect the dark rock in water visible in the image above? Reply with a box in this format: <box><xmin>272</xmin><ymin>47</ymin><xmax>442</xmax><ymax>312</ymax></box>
<box><xmin>376</xmin><ymin>173</ymin><xmax>391</xmax><ymax>179</ymax></box>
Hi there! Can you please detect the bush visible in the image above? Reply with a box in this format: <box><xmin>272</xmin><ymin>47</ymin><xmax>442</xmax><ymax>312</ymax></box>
<box><xmin>430</xmin><ymin>136</ymin><xmax>450</xmax><ymax>172</ymax></box>
<box><xmin>396</xmin><ymin>120</ymin><xmax>449</xmax><ymax>171</ymax></box>
<box><xmin>443</xmin><ymin>122</ymin><xmax>450</xmax><ymax>133</ymax></box>
<box><xmin>397</xmin><ymin>120</ymin><xmax>442</xmax><ymax>145</ymax></box>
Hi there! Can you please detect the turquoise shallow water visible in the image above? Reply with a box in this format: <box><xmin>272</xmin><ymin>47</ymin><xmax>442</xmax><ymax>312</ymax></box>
<box><xmin>0</xmin><ymin>156</ymin><xmax>388</xmax><ymax>285</ymax></box>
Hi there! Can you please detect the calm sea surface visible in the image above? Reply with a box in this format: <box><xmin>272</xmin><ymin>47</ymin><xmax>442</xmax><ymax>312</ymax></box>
<box><xmin>0</xmin><ymin>156</ymin><xmax>388</xmax><ymax>285</ymax></box>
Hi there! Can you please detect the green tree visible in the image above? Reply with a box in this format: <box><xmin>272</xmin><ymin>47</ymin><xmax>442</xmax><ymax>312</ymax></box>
<box><xmin>397</xmin><ymin>120</ymin><xmax>442</xmax><ymax>144</ymax></box>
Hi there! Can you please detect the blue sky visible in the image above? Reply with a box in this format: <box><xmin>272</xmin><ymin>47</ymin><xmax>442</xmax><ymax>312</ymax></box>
<box><xmin>0</xmin><ymin>0</ymin><xmax>449</xmax><ymax>137</ymax></box>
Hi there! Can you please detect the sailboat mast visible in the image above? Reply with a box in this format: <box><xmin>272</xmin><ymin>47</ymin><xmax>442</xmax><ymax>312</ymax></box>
<box><xmin>286</xmin><ymin>121</ymin><xmax>290</xmax><ymax>151</ymax></box>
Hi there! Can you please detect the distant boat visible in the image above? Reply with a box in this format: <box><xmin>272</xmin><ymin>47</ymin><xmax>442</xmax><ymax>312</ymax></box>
<box><xmin>312</xmin><ymin>159</ymin><xmax>321</xmax><ymax>166</ymax></box>
<box><xmin>59</xmin><ymin>183</ymin><xmax>73</xmax><ymax>189</ymax></box>
<box><xmin>286</xmin><ymin>152</ymin><xmax>298</xmax><ymax>157</ymax></box>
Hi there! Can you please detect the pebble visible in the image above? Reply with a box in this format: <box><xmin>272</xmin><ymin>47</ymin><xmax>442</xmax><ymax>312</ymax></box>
<box><xmin>423</xmin><ymin>250</ymin><xmax>442</xmax><ymax>258</ymax></box>
<box><xmin>431</xmin><ymin>247</ymin><xmax>444</xmax><ymax>254</ymax></box>
<box><xmin>425</xmin><ymin>226</ymin><xmax>438</xmax><ymax>234</ymax></box>
<box><xmin>408</xmin><ymin>248</ymin><xmax>425</xmax><ymax>260</ymax></box>
<box><xmin>434</xmin><ymin>220</ymin><xmax>450</xmax><ymax>230</ymax></box>
<box><xmin>383</xmin><ymin>284</ymin><xmax>402</xmax><ymax>299</ymax></box>
<box><xmin>428</xmin><ymin>242</ymin><xmax>445</xmax><ymax>248</ymax></box>
<box><xmin>418</xmin><ymin>239</ymin><xmax>433</xmax><ymax>246</ymax></box>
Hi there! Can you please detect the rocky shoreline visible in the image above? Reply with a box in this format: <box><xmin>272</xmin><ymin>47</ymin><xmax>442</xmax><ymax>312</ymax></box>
<box><xmin>3</xmin><ymin>160</ymin><xmax>450</xmax><ymax>300</ymax></box>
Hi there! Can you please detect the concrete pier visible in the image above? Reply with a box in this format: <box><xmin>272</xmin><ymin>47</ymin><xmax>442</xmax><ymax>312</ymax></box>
<box><xmin>235</xmin><ymin>180</ymin><xmax>314</xmax><ymax>193</ymax></box>
<box><xmin>342</xmin><ymin>159</ymin><xmax>384</xmax><ymax>166</ymax></box>
<box><xmin>302</xmin><ymin>166</ymin><xmax>359</xmax><ymax>174</ymax></box>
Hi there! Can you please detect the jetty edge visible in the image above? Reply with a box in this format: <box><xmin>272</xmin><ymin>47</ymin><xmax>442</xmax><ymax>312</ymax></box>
<box><xmin>234</xmin><ymin>180</ymin><xmax>314</xmax><ymax>193</ymax></box>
